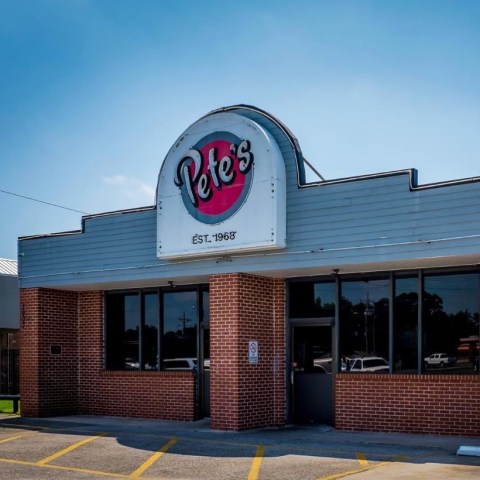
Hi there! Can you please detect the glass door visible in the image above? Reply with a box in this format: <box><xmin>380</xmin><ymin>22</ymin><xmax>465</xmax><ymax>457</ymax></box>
<box><xmin>292</xmin><ymin>324</ymin><xmax>333</xmax><ymax>424</ymax></box>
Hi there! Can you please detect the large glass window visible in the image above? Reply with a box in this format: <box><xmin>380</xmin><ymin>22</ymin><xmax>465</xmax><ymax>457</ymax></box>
<box><xmin>289</xmin><ymin>281</ymin><xmax>335</xmax><ymax>318</ymax></box>
<box><xmin>339</xmin><ymin>278</ymin><xmax>390</xmax><ymax>372</ymax></box>
<box><xmin>394</xmin><ymin>276</ymin><xmax>418</xmax><ymax>373</ymax></box>
<box><xmin>162</xmin><ymin>291</ymin><xmax>198</xmax><ymax>369</ymax></box>
<box><xmin>423</xmin><ymin>272</ymin><xmax>479</xmax><ymax>374</ymax></box>
<box><xmin>105</xmin><ymin>287</ymin><xmax>206</xmax><ymax>371</ymax></box>
<box><xmin>105</xmin><ymin>293</ymin><xmax>140</xmax><ymax>370</ymax></box>
<box><xmin>289</xmin><ymin>270</ymin><xmax>480</xmax><ymax>375</ymax></box>
<box><xmin>143</xmin><ymin>292</ymin><xmax>159</xmax><ymax>370</ymax></box>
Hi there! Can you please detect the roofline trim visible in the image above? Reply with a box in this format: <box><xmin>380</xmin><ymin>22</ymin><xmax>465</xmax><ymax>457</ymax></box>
<box><xmin>19</xmin><ymin>205</ymin><xmax>156</xmax><ymax>242</ymax></box>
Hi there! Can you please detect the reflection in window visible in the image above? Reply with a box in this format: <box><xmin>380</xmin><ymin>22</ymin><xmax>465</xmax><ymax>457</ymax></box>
<box><xmin>394</xmin><ymin>277</ymin><xmax>418</xmax><ymax>373</ymax></box>
<box><xmin>162</xmin><ymin>291</ymin><xmax>198</xmax><ymax>369</ymax></box>
<box><xmin>143</xmin><ymin>292</ymin><xmax>159</xmax><ymax>370</ymax></box>
<box><xmin>289</xmin><ymin>272</ymin><xmax>480</xmax><ymax>375</ymax></box>
<box><xmin>340</xmin><ymin>279</ymin><xmax>389</xmax><ymax>372</ymax></box>
<box><xmin>105</xmin><ymin>293</ymin><xmax>140</xmax><ymax>370</ymax></box>
<box><xmin>293</xmin><ymin>326</ymin><xmax>332</xmax><ymax>373</ymax></box>
<box><xmin>105</xmin><ymin>287</ymin><xmax>206</xmax><ymax>371</ymax></box>
<box><xmin>202</xmin><ymin>291</ymin><xmax>210</xmax><ymax>370</ymax></box>
<box><xmin>424</xmin><ymin>273</ymin><xmax>479</xmax><ymax>375</ymax></box>
<box><xmin>289</xmin><ymin>282</ymin><xmax>335</xmax><ymax>318</ymax></box>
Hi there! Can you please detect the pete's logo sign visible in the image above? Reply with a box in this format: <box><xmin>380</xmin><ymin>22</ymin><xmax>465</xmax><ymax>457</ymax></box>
<box><xmin>174</xmin><ymin>132</ymin><xmax>254</xmax><ymax>224</ymax></box>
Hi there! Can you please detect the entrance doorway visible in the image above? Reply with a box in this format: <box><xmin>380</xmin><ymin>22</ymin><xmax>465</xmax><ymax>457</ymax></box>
<box><xmin>291</xmin><ymin>324</ymin><xmax>333</xmax><ymax>424</ymax></box>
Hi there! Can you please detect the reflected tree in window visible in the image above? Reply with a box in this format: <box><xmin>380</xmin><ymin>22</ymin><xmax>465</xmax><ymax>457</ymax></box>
<box><xmin>424</xmin><ymin>273</ymin><xmax>479</xmax><ymax>374</ymax></box>
<box><xmin>289</xmin><ymin>282</ymin><xmax>335</xmax><ymax>318</ymax></box>
<box><xmin>340</xmin><ymin>279</ymin><xmax>389</xmax><ymax>371</ymax></box>
<box><xmin>105</xmin><ymin>293</ymin><xmax>140</xmax><ymax>370</ymax></box>
<box><xmin>394</xmin><ymin>277</ymin><xmax>418</xmax><ymax>372</ymax></box>
<box><xmin>162</xmin><ymin>291</ymin><xmax>198</xmax><ymax>367</ymax></box>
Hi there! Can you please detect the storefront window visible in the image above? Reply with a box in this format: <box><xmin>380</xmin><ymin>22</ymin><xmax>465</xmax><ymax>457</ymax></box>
<box><xmin>340</xmin><ymin>278</ymin><xmax>390</xmax><ymax>372</ymax></box>
<box><xmin>289</xmin><ymin>281</ymin><xmax>335</xmax><ymax>373</ymax></box>
<box><xmin>105</xmin><ymin>293</ymin><xmax>140</xmax><ymax>370</ymax></box>
<box><xmin>394</xmin><ymin>276</ymin><xmax>418</xmax><ymax>373</ymax></box>
<box><xmin>289</xmin><ymin>271</ymin><xmax>480</xmax><ymax>376</ymax></box>
<box><xmin>423</xmin><ymin>272</ymin><xmax>479</xmax><ymax>375</ymax></box>
<box><xmin>289</xmin><ymin>281</ymin><xmax>335</xmax><ymax>318</ymax></box>
<box><xmin>143</xmin><ymin>292</ymin><xmax>159</xmax><ymax>370</ymax></box>
<box><xmin>162</xmin><ymin>291</ymin><xmax>198</xmax><ymax>369</ymax></box>
<box><xmin>105</xmin><ymin>287</ymin><xmax>206</xmax><ymax>371</ymax></box>
<box><xmin>202</xmin><ymin>291</ymin><xmax>210</xmax><ymax>370</ymax></box>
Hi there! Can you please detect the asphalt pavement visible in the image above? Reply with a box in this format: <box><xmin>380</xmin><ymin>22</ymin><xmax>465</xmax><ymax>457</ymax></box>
<box><xmin>0</xmin><ymin>413</ymin><xmax>479</xmax><ymax>479</ymax></box>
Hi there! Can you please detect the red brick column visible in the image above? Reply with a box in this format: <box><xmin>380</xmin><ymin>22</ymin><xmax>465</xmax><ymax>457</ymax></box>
<box><xmin>78</xmin><ymin>291</ymin><xmax>104</xmax><ymax>413</ymax></box>
<box><xmin>20</xmin><ymin>288</ymin><xmax>79</xmax><ymax>417</ymax></box>
<box><xmin>210</xmin><ymin>273</ymin><xmax>286</xmax><ymax>430</ymax></box>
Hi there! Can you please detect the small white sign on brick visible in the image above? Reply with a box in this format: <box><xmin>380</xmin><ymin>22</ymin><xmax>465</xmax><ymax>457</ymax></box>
<box><xmin>248</xmin><ymin>340</ymin><xmax>258</xmax><ymax>364</ymax></box>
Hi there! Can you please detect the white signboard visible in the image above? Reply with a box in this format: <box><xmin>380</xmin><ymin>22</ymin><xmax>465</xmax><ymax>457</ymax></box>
<box><xmin>156</xmin><ymin>112</ymin><xmax>286</xmax><ymax>259</ymax></box>
<box><xmin>248</xmin><ymin>340</ymin><xmax>259</xmax><ymax>364</ymax></box>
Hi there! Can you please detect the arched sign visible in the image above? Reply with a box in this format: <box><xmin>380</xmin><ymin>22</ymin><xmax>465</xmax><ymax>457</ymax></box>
<box><xmin>156</xmin><ymin>111</ymin><xmax>286</xmax><ymax>258</ymax></box>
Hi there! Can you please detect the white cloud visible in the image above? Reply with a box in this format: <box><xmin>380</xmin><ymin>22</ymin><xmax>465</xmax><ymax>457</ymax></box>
<box><xmin>102</xmin><ymin>175</ymin><xmax>155</xmax><ymax>205</ymax></box>
<box><xmin>103</xmin><ymin>174</ymin><xmax>128</xmax><ymax>185</ymax></box>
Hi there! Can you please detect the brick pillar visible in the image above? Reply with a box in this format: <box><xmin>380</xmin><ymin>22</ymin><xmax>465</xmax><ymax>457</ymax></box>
<box><xmin>20</xmin><ymin>288</ymin><xmax>79</xmax><ymax>417</ymax></box>
<box><xmin>210</xmin><ymin>273</ymin><xmax>286</xmax><ymax>430</ymax></box>
<box><xmin>78</xmin><ymin>291</ymin><xmax>104</xmax><ymax>414</ymax></box>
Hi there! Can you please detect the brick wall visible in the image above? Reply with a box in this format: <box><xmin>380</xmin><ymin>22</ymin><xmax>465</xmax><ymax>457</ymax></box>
<box><xmin>335</xmin><ymin>373</ymin><xmax>480</xmax><ymax>436</ymax></box>
<box><xmin>210</xmin><ymin>273</ymin><xmax>286</xmax><ymax>430</ymax></box>
<box><xmin>20</xmin><ymin>288</ymin><xmax>196</xmax><ymax>421</ymax></box>
<box><xmin>78</xmin><ymin>290</ymin><xmax>196</xmax><ymax>421</ymax></box>
<box><xmin>20</xmin><ymin>288</ymin><xmax>79</xmax><ymax>416</ymax></box>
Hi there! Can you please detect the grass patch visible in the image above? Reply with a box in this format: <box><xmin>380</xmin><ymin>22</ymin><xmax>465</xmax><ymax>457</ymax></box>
<box><xmin>0</xmin><ymin>399</ymin><xmax>20</xmax><ymax>414</ymax></box>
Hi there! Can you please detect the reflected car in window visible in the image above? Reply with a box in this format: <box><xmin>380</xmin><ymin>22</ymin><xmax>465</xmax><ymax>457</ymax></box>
<box><xmin>163</xmin><ymin>358</ymin><xmax>197</xmax><ymax>371</ymax></box>
<box><xmin>349</xmin><ymin>357</ymin><xmax>389</xmax><ymax>373</ymax></box>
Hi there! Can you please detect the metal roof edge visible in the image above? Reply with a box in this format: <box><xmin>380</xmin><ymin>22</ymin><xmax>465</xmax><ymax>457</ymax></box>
<box><xmin>18</xmin><ymin>205</ymin><xmax>156</xmax><ymax>242</ymax></box>
<box><xmin>301</xmin><ymin>168</ymin><xmax>480</xmax><ymax>191</ymax></box>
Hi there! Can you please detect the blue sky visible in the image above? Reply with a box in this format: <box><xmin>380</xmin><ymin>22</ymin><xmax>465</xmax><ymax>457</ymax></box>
<box><xmin>1</xmin><ymin>0</ymin><xmax>479</xmax><ymax>260</ymax></box>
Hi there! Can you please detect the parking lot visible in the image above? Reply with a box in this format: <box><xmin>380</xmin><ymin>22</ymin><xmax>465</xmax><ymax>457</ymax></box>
<box><xmin>0</xmin><ymin>414</ymin><xmax>479</xmax><ymax>480</ymax></box>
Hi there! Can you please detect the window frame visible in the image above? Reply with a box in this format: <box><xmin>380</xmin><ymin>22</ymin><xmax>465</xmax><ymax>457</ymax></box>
<box><xmin>287</xmin><ymin>267</ymin><xmax>480</xmax><ymax>375</ymax></box>
<box><xmin>104</xmin><ymin>284</ymin><xmax>208</xmax><ymax>372</ymax></box>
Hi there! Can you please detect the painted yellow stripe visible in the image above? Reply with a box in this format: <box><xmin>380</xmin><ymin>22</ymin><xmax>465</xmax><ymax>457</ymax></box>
<box><xmin>36</xmin><ymin>432</ymin><xmax>107</xmax><ymax>465</ymax></box>
<box><xmin>355</xmin><ymin>452</ymin><xmax>368</xmax><ymax>467</ymax></box>
<box><xmin>247</xmin><ymin>445</ymin><xmax>265</xmax><ymax>480</ymax></box>
<box><xmin>129</xmin><ymin>437</ymin><xmax>177</xmax><ymax>478</ymax></box>
<box><xmin>0</xmin><ymin>434</ymin><xmax>32</xmax><ymax>444</ymax></box>
<box><xmin>0</xmin><ymin>456</ymin><xmax>136</xmax><ymax>478</ymax></box>
<box><xmin>317</xmin><ymin>455</ymin><xmax>407</xmax><ymax>480</ymax></box>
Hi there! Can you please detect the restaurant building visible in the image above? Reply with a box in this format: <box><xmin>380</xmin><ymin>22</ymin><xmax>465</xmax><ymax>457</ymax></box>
<box><xmin>18</xmin><ymin>105</ymin><xmax>480</xmax><ymax>436</ymax></box>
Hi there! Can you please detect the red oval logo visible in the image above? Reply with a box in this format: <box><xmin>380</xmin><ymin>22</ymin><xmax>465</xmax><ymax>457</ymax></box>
<box><xmin>174</xmin><ymin>132</ymin><xmax>254</xmax><ymax>224</ymax></box>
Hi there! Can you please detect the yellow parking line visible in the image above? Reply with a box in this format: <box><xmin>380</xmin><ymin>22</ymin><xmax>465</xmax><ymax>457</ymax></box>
<box><xmin>247</xmin><ymin>445</ymin><xmax>265</xmax><ymax>480</ymax></box>
<box><xmin>317</xmin><ymin>455</ymin><xmax>407</xmax><ymax>480</ymax></box>
<box><xmin>355</xmin><ymin>452</ymin><xmax>368</xmax><ymax>467</ymax></box>
<box><xmin>36</xmin><ymin>432</ymin><xmax>107</xmax><ymax>465</ymax></box>
<box><xmin>0</xmin><ymin>456</ymin><xmax>135</xmax><ymax>478</ymax></box>
<box><xmin>129</xmin><ymin>437</ymin><xmax>177</xmax><ymax>478</ymax></box>
<box><xmin>0</xmin><ymin>434</ymin><xmax>32</xmax><ymax>444</ymax></box>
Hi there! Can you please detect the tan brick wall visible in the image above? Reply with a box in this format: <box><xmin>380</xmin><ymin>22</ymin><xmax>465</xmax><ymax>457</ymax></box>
<box><xmin>210</xmin><ymin>273</ymin><xmax>286</xmax><ymax>430</ymax></box>
<box><xmin>335</xmin><ymin>373</ymin><xmax>480</xmax><ymax>436</ymax></box>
